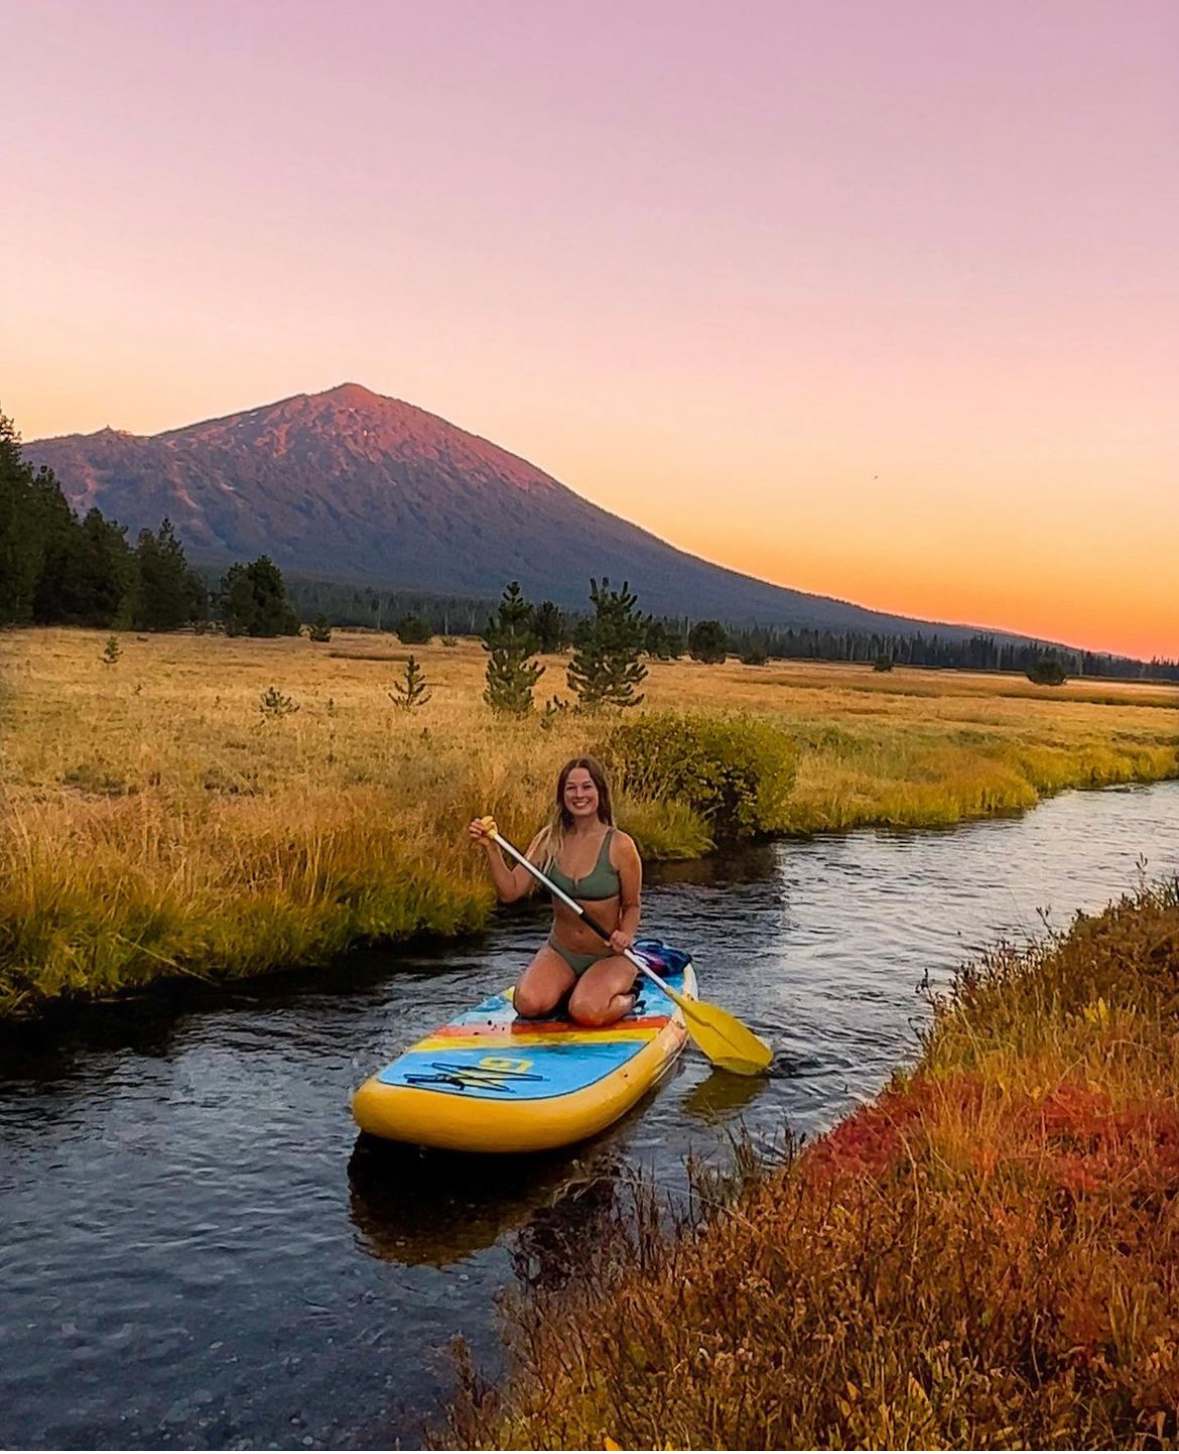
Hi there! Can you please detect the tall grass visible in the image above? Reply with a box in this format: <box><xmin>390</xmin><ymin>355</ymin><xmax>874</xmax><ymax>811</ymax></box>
<box><xmin>446</xmin><ymin>880</ymin><xmax>1179</xmax><ymax>1450</ymax></box>
<box><xmin>1</xmin><ymin>629</ymin><xmax>1176</xmax><ymax>1015</ymax></box>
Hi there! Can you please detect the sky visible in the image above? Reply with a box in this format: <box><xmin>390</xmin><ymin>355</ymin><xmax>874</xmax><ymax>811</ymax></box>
<box><xmin>3</xmin><ymin>0</ymin><xmax>1176</xmax><ymax>659</ymax></box>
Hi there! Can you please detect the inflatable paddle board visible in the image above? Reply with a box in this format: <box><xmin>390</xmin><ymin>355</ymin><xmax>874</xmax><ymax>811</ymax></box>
<box><xmin>352</xmin><ymin>956</ymin><xmax>696</xmax><ymax>1153</ymax></box>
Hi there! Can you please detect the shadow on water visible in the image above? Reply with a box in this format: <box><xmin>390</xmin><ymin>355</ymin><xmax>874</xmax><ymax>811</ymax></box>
<box><xmin>346</xmin><ymin>1062</ymin><xmax>687</xmax><ymax>1277</ymax></box>
<box><xmin>646</xmin><ymin>842</ymin><xmax>779</xmax><ymax>888</ymax></box>
<box><xmin>346</xmin><ymin>1134</ymin><xmax>623</xmax><ymax>1269</ymax></box>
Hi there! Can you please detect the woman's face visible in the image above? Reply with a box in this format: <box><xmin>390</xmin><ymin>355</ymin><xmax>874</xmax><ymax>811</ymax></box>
<box><xmin>563</xmin><ymin>768</ymin><xmax>600</xmax><ymax>820</ymax></box>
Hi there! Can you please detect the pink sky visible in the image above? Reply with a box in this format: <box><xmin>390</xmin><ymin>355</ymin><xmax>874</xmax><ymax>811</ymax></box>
<box><xmin>3</xmin><ymin>0</ymin><xmax>1176</xmax><ymax>658</ymax></box>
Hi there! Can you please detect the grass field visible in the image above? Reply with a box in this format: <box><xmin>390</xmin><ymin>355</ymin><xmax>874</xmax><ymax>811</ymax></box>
<box><xmin>446</xmin><ymin>879</ymin><xmax>1179</xmax><ymax>1450</ymax></box>
<box><xmin>1</xmin><ymin>627</ymin><xmax>1176</xmax><ymax>1015</ymax></box>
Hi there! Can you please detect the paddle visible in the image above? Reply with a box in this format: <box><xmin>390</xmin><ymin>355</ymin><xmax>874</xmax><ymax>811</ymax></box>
<box><xmin>477</xmin><ymin>818</ymin><xmax>773</xmax><ymax>1077</ymax></box>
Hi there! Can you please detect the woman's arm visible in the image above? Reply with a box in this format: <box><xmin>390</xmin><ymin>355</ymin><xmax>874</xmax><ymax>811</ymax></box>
<box><xmin>468</xmin><ymin>821</ymin><xmax>543</xmax><ymax>903</ymax></box>
<box><xmin>610</xmin><ymin>832</ymin><xmax>642</xmax><ymax>952</ymax></box>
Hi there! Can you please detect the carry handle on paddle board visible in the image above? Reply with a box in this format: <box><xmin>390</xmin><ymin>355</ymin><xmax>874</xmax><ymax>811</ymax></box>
<box><xmin>478</xmin><ymin>817</ymin><xmax>678</xmax><ymax>998</ymax></box>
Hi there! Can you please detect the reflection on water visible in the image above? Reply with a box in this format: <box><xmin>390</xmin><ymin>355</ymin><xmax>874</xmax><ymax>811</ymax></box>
<box><xmin>647</xmin><ymin>842</ymin><xmax>779</xmax><ymax>887</ymax></box>
<box><xmin>508</xmin><ymin>1162</ymin><xmax>629</xmax><ymax>1295</ymax></box>
<box><xmin>346</xmin><ymin>1135</ymin><xmax>617</xmax><ymax>1271</ymax></box>
<box><xmin>683</xmin><ymin>1063</ymin><xmax>784</xmax><ymax>1124</ymax></box>
<box><xmin>1</xmin><ymin>783</ymin><xmax>1177</xmax><ymax>1449</ymax></box>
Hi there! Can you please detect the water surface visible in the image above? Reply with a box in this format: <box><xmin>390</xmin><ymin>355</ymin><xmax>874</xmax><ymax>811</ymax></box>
<box><xmin>2</xmin><ymin>783</ymin><xmax>1177</xmax><ymax>1449</ymax></box>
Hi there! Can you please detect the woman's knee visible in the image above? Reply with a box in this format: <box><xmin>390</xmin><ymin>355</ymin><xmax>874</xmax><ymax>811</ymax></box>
<box><xmin>514</xmin><ymin>963</ymin><xmax>571</xmax><ymax>1018</ymax></box>
<box><xmin>514</xmin><ymin>981</ymin><xmax>558</xmax><ymax>1018</ymax></box>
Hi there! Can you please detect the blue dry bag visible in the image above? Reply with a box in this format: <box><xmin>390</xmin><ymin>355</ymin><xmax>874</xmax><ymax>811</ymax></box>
<box><xmin>631</xmin><ymin>939</ymin><xmax>693</xmax><ymax>975</ymax></box>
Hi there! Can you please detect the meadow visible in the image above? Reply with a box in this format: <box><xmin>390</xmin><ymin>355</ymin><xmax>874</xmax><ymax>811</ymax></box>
<box><xmin>1</xmin><ymin>627</ymin><xmax>1176</xmax><ymax>1016</ymax></box>
<box><xmin>447</xmin><ymin>878</ymin><xmax>1179</xmax><ymax>1450</ymax></box>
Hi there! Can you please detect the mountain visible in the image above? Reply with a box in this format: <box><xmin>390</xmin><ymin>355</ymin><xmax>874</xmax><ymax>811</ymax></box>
<box><xmin>28</xmin><ymin>383</ymin><xmax>997</xmax><ymax>639</ymax></box>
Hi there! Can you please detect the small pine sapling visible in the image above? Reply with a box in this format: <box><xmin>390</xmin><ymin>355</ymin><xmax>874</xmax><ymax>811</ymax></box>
<box><xmin>389</xmin><ymin>655</ymin><xmax>432</xmax><ymax>711</ymax></box>
<box><xmin>259</xmin><ymin>686</ymin><xmax>300</xmax><ymax>719</ymax></box>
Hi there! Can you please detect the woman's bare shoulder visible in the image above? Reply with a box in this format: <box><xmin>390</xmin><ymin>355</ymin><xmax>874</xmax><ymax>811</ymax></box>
<box><xmin>611</xmin><ymin>828</ymin><xmax>641</xmax><ymax>861</ymax></box>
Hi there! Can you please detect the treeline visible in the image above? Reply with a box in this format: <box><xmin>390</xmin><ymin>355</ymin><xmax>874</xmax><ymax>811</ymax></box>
<box><xmin>1</xmin><ymin>408</ymin><xmax>300</xmax><ymax>636</ymax></box>
<box><xmin>719</xmin><ymin>624</ymin><xmax>1179</xmax><ymax>682</ymax></box>
<box><xmin>280</xmin><ymin>577</ymin><xmax>499</xmax><ymax>637</ymax></box>
<box><xmin>284</xmin><ymin>575</ymin><xmax>1178</xmax><ymax>682</ymax></box>
<box><xmin>1</xmin><ymin>411</ymin><xmax>208</xmax><ymax>630</ymax></box>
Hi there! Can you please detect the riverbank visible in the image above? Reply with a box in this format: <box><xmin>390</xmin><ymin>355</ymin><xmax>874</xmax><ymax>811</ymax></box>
<box><xmin>2</xmin><ymin>628</ymin><xmax>1176</xmax><ymax>1017</ymax></box>
<box><xmin>446</xmin><ymin>878</ymin><xmax>1179</xmax><ymax>1449</ymax></box>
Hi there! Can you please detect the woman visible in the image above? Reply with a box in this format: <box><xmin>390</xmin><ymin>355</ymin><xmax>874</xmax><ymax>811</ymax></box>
<box><xmin>468</xmin><ymin>756</ymin><xmax>642</xmax><ymax>1027</ymax></box>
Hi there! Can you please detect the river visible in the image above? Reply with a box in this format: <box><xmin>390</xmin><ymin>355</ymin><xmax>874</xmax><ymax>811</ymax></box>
<box><xmin>2</xmin><ymin>782</ymin><xmax>1178</xmax><ymax>1449</ymax></box>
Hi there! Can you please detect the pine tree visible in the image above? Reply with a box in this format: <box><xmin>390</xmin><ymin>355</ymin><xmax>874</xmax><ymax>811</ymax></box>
<box><xmin>567</xmin><ymin>577</ymin><xmax>648</xmax><ymax>709</ymax></box>
<box><xmin>483</xmin><ymin>582</ymin><xmax>544</xmax><ymax>714</ymax></box>
<box><xmin>0</xmin><ymin>409</ymin><xmax>42</xmax><ymax>623</ymax></box>
<box><xmin>220</xmin><ymin>556</ymin><xmax>299</xmax><ymax>637</ymax></box>
<box><xmin>0</xmin><ymin>407</ymin><xmax>146</xmax><ymax>628</ymax></box>
<box><xmin>1027</xmin><ymin>657</ymin><xmax>1067</xmax><ymax>686</ymax></box>
<box><xmin>29</xmin><ymin>466</ymin><xmax>87</xmax><ymax>622</ymax></box>
<box><xmin>52</xmin><ymin>508</ymin><xmax>137</xmax><ymax>626</ymax></box>
<box><xmin>134</xmin><ymin>519</ymin><xmax>204</xmax><ymax>630</ymax></box>
<box><xmin>530</xmin><ymin>600</ymin><xmax>569</xmax><ymax>652</ymax></box>
<box><xmin>688</xmin><ymin>619</ymin><xmax>728</xmax><ymax>664</ymax></box>
<box><xmin>644</xmin><ymin>619</ymin><xmax>674</xmax><ymax>660</ymax></box>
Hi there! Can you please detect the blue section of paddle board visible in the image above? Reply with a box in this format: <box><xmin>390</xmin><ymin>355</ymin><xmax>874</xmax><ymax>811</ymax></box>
<box><xmin>373</xmin><ymin>969</ymin><xmax>687</xmax><ymax>1102</ymax></box>
<box><xmin>378</xmin><ymin>1040</ymin><xmax>642</xmax><ymax>1100</ymax></box>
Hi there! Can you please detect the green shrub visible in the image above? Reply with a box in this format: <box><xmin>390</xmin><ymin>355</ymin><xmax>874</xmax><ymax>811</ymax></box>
<box><xmin>688</xmin><ymin>620</ymin><xmax>727</xmax><ymax>663</ymax></box>
<box><xmin>605</xmin><ymin>711</ymin><xmax>796</xmax><ymax>840</ymax></box>
<box><xmin>1027</xmin><ymin>656</ymin><xmax>1067</xmax><ymax>686</ymax></box>
<box><xmin>395</xmin><ymin>612</ymin><xmax>433</xmax><ymax>645</ymax></box>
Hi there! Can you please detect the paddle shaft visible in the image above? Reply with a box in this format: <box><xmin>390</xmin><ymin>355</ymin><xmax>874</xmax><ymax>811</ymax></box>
<box><xmin>483</xmin><ymin>820</ymin><xmax>773</xmax><ymax>1075</ymax></box>
<box><xmin>487</xmin><ymin>828</ymin><xmax>678</xmax><ymax>999</ymax></box>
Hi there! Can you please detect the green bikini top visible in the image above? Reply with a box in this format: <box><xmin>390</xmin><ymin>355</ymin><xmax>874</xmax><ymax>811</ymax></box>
<box><xmin>546</xmin><ymin>828</ymin><xmax>620</xmax><ymax>902</ymax></box>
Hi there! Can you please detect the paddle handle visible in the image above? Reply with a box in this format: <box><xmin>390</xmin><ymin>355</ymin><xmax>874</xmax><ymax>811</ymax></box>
<box><xmin>481</xmin><ymin>820</ymin><xmax>673</xmax><ymax>995</ymax></box>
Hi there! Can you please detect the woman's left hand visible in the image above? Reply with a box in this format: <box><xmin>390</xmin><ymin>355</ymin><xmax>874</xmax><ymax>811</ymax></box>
<box><xmin>610</xmin><ymin>929</ymin><xmax>634</xmax><ymax>954</ymax></box>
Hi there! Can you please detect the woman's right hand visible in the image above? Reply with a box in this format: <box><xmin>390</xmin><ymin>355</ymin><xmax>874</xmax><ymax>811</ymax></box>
<box><xmin>468</xmin><ymin>817</ymin><xmax>495</xmax><ymax>845</ymax></box>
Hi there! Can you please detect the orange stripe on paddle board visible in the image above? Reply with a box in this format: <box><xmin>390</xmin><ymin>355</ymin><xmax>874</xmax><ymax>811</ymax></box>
<box><xmin>432</xmin><ymin>1015</ymin><xmax>670</xmax><ymax>1038</ymax></box>
<box><xmin>416</xmin><ymin>1028</ymin><xmax>664</xmax><ymax>1051</ymax></box>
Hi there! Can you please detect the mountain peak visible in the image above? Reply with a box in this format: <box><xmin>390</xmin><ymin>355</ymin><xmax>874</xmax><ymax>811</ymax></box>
<box><xmin>319</xmin><ymin>382</ymin><xmax>385</xmax><ymax>406</ymax></box>
<box><xmin>24</xmin><ymin>386</ymin><xmax>994</xmax><ymax>641</ymax></box>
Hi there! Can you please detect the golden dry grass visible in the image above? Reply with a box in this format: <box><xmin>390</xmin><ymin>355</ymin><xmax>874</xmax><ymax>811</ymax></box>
<box><xmin>0</xmin><ymin>627</ymin><xmax>1175</xmax><ymax>1014</ymax></box>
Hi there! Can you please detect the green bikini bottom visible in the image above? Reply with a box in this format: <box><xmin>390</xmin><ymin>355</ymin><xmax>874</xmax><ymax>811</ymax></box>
<box><xmin>548</xmin><ymin>934</ymin><xmax>612</xmax><ymax>977</ymax></box>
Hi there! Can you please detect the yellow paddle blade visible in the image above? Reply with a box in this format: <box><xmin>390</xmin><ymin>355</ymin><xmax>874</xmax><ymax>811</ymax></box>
<box><xmin>660</xmin><ymin>980</ymin><xmax>773</xmax><ymax>1076</ymax></box>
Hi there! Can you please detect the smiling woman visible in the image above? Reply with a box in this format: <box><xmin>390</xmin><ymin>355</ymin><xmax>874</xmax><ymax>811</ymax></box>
<box><xmin>469</xmin><ymin>755</ymin><xmax>644</xmax><ymax>1028</ymax></box>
